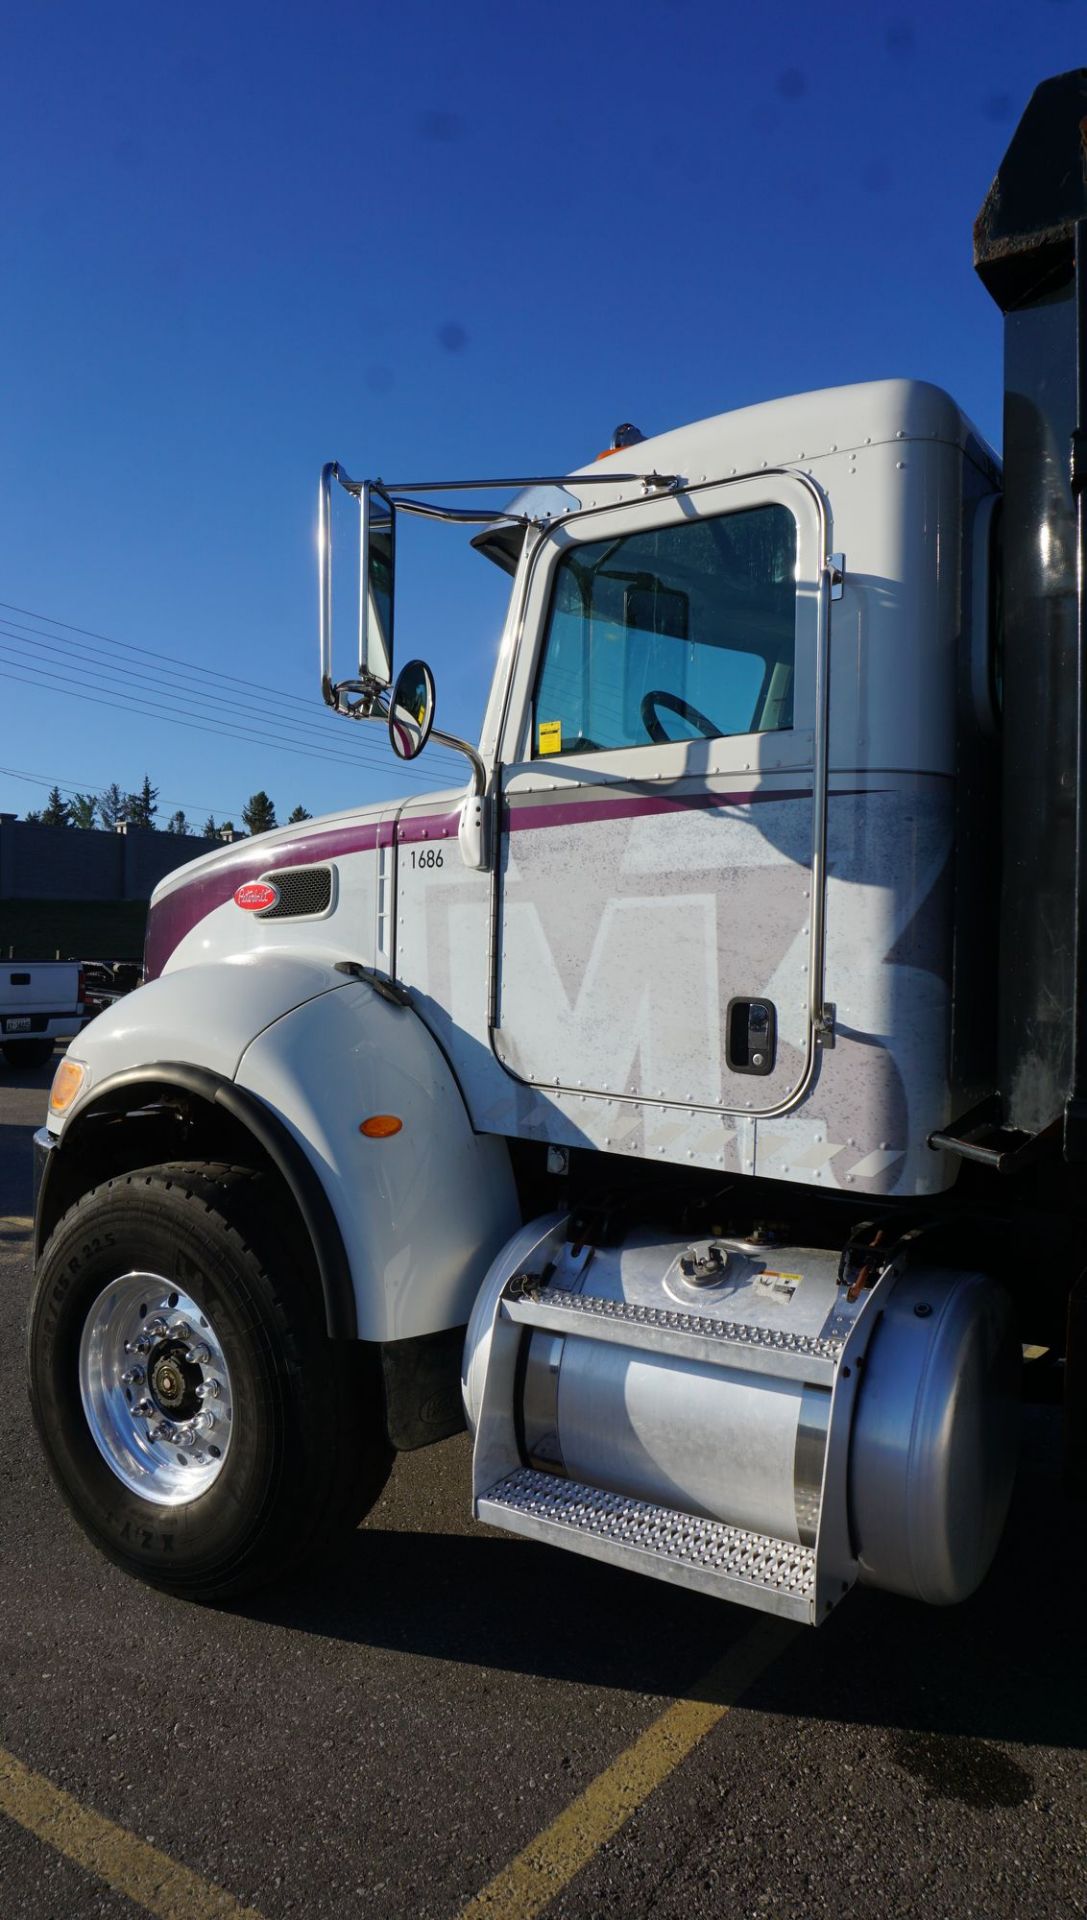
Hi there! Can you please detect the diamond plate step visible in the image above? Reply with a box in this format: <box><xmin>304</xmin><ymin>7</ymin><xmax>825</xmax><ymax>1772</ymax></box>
<box><xmin>500</xmin><ymin>1287</ymin><xmax>843</xmax><ymax>1385</ymax></box>
<box><xmin>478</xmin><ymin>1467</ymin><xmax>816</xmax><ymax>1622</ymax></box>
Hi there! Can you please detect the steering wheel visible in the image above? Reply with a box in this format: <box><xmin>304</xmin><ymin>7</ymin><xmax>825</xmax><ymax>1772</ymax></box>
<box><xmin>640</xmin><ymin>689</ymin><xmax>720</xmax><ymax>745</ymax></box>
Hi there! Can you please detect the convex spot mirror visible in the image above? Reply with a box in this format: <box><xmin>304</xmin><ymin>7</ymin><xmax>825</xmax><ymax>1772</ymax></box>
<box><xmin>389</xmin><ymin>659</ymin><xmax>436</xmax><ymax>760</ymax></box>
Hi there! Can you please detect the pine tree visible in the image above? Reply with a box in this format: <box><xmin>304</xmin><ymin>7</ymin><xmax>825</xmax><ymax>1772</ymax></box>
<box><xmin>201</xmin><ymin>815</ymin><xmax>218</xmax><ymax>838</ymax></box>
<box><xmin>40</xmin><ymin>786</ymin><xmax>71</xmax><ymax>827</ymax></box>
<box><xmin>242</xmin><ymin>791</ymin><xmax>277</xmax><ymax>835</ymax></box>
<box><xmin>98</xmin><ymin>783</ymin><xmax>127</xmax><ymax>830</ymax></box>
<box><xmin>125</xmin><ymin>774</ymin><xmax>159</xmax><ymax>830</ymax></box>
<box><xmin>23</xmin><ymin>809</ymin><xmax>42</xmax><ymax>824</ymax></box>
<box><xmin>219</xmin><ymin>819</ymin><xmax>237</xmax><ymax>838</ymax></box>
<box><xmin>165</xmin><ymin>810</ymin><xmax>190</xmax><ymax>835</ymax></box>
<box><xmin>69</xmin><ymin>792</ymin><xmax>98</xmax><ymax>829</ymax></box>
<box><xmin>287</xmin><ymin>804</ymin><xmax>312</xmax><ymax>823</ymax></box>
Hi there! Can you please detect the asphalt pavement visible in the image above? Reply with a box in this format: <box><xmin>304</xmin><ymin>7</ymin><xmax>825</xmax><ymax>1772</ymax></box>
<box><xmin>0</xmin><ymin>1051</ymin><xmax>1085</xmax><ymax>1919</ymax></box>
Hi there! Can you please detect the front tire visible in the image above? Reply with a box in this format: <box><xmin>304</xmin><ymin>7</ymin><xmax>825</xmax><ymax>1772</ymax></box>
<box><xmin>29</xmin><ymin>1162</ymin><xmax>392</xmax><ymax>1599</ymax></box>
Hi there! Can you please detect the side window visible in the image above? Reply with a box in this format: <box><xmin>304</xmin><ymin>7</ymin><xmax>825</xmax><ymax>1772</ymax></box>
<box><xmin>532</xmin><ymin>504</ymin><xmax>797</xmax><ymax>757</ymax></box>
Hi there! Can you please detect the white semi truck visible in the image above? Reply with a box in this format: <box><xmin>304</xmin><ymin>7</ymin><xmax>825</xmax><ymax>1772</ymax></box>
<box><xmin>27</xmin><ymin>72</ymin><xmax>1087</xmax><ymax>1625</ymax></box>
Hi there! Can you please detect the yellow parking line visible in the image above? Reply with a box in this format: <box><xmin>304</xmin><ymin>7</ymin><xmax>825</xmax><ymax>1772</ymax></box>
<box><xmin>457</xmin><ymin>1614</ymin><xmax>795</xmax><ymax>1920</ymax></box>
<box><xmin>0</xmin><ymin>1746</ymin><xmax>264</xmax><ymax>1920</ymax></box>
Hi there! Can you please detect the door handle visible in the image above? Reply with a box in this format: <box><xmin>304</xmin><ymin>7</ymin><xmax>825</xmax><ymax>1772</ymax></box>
<box><xmin>726</xmin><ymin>997</ymin><xmax>777</xmax><ymax>1076</ymax></box>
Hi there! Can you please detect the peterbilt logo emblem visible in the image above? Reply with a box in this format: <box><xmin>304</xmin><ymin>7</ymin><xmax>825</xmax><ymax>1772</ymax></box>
<box><xmin>234</xmin><ymin>881</ymin><xmax>279</xmax><ymax>911</ymax></box>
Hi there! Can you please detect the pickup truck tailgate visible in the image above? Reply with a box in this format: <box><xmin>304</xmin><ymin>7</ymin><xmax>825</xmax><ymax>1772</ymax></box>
<box><xmin>2</xmin><ymin>965</ymin><xmax>82</xmax><ymax>1033</ymax></box>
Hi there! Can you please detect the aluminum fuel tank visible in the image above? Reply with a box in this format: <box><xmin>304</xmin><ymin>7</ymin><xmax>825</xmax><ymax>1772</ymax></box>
<box><xmin>463</xmin><ymin>1225</ymin><xmax>1019</xmax><ymax>1606</ymax></box>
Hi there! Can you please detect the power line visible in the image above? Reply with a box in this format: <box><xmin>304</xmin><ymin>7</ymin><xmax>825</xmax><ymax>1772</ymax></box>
<box><xmin>0</xmin><ymin>618</ymin><xmax>466</xmax><ymax>776</ymax></box>
<box><xmin>0</xmin><ymin>607</ymin><xmax>467</xmax><ymax>776</ymax></box>
<box><xmin>0</xmin><ymin>625</ymin><xmax>427</xmax><ymax>775</ymax></box>
<box><xmin>0</xmin><ymin>648</ymin><xmax>440</xmax><ymax>784</ymax></box>
<box><xmin>0</xmin><ymin>764</ymin><xmax>235</xmax><ymax>817</ymax></box>
<box><xmin>0</xmin><ymin>597</ymin><xmax>324</xmax><ymax>712</ymax></box>
<box><xmin>0</xmin><ymin>598</ymin><xmax>470</xmax><ymax>767</ymax></box>
<box><xmin>0</xmin><ymin>611</ymin><xmax>321</xmax><ymax>722</ymax></box>
<box><xmin>0</xmin><ymin>662</ymin><xmax>459</xmax><ymax>788</ymax></box>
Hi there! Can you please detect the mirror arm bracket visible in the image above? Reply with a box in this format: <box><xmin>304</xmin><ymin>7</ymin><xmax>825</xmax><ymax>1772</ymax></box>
<box><xmin>432</xmin><ymin>728</ymin><xmax>486</xmax><ymax>795</ymax></box>
<box><xmin>429</xmin><ymin>729</ymin><xmax>491</xmax><ymax>871</ymax></box>
<box><xmin>323</xmin><ymin>675</ymin><xmax>388</xmax><ymax>720</ymax></box>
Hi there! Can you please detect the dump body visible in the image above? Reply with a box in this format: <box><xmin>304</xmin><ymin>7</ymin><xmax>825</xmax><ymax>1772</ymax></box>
<box><xmin>975</xmin><ymin>68</ymin><xmax>1087</xmax><ymax>1148</ymax></box>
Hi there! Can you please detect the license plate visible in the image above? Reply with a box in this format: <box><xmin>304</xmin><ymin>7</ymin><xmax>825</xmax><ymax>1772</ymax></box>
<box><xmin>4</xmin><ymin>1017</ymin><xmax>31</xmax><ymax>1032</ymax></box>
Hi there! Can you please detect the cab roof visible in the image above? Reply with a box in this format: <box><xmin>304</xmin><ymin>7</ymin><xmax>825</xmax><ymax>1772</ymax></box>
<box><xmin>473</xmin><ymin>378</ymin><xmax>998</xmax><ymax>572</ymax></box>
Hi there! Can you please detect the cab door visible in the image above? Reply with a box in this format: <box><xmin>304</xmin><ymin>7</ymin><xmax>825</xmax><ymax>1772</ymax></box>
<box><xmin>492</xmin><ymin>473</ymin><xmax>826</xmax><ymax>1117</ymax></box>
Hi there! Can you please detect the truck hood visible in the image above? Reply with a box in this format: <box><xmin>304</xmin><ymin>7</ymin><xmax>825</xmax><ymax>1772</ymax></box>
<box><xmin>144</xmin><ymin>793</ymin><xmax>460</xmax><ymax>979</ymax></box>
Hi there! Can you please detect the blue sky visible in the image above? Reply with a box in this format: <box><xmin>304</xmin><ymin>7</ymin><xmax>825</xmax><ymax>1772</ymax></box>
<box><xmin>0</xmin><ymin>0</ymin><xmax>1082</xmax><ymax>827</ymax></box>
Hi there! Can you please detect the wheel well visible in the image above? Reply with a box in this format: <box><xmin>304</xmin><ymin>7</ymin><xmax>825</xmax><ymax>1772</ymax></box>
<box><xmin>39</xmin><ymin>1072</ymin><xmax>358</xmax><ymax>1339</ymax></box>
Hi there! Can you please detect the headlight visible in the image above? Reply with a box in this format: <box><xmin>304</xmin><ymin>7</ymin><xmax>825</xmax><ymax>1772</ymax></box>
<box><xmin>49</xmin><ymin>1058</ymin><xmax>88</xmax><ymax>1117</ymax></box>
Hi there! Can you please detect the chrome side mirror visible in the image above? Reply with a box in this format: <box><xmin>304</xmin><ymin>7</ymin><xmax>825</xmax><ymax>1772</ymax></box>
<box><xmin>360</xmin><ymin>482</ymin><xmax>395</xmax><ymax>687</ymax></box>
<box><xmin>388</xmin><ymin>659</ymin><xmax>436</xmax><ymax>761</ymax></box>
<box><xmin>319</xmin><ymin>464</ymin><xmax>395</xmax><ymax>715</ymax></box>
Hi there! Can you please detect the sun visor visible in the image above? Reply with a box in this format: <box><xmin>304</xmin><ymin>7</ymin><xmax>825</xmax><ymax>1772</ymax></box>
<box><xmin>470</xmin><ymin>483</ymin><xmax>584</xmax><ymax>573</ymax></box>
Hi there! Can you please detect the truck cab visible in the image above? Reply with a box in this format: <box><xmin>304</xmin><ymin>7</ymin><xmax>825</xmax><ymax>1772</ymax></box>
<box><xmin>145</xmin><ymin>378</ymin><xmax>999</xmax><ymax>1209</ymax></box>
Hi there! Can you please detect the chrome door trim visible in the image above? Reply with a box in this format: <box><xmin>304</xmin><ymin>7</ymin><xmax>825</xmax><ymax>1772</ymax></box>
<box><xmin>488</xmin><ymin>466</ymin><xmax>837</xmax><ymax>1122</ymax></box>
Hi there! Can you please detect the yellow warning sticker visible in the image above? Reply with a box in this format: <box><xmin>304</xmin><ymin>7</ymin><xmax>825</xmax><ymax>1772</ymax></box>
<box><xmin>538</xmin><ymin>719</ymin><xmax>562</xmax><ymax>755</ymax></box>
<box><xmin>756</xmin><ymin>1270</ymin><xmax>803</xmax><ymax>1299</ymax></box>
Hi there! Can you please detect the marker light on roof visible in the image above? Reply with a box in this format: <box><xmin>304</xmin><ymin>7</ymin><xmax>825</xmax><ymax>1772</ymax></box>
<box><xmin>595</xmin><ymin>422</ymin><xmax>647</xmax><ymax>460</ymax></box>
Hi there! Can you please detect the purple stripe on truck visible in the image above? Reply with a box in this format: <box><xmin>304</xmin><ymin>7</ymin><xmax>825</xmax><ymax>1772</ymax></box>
<box><xmin>145</xmin><ymin>819</ymin><xmax>385</xmax><ymax>979</ymax></box>
<box><xmin>504</xmin><ymin>785</ymin><xmax>813</xmax><ymax>831</ymax></box>
<box><xmin>396</xmin><ymin>812</ymin><xmax>462</xmax><ymax>844</ymax></box>
<box><xmin>145</xmin><ymin>781</ymin><xmax>862</xmax><ymax>979</ymax></box>
<box><xmin>144</xmin><ymin>809</ymin><xmax>462</xmax><ymax>979</ymax></box>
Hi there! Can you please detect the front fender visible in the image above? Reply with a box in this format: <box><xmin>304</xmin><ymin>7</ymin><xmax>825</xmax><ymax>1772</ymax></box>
<box><xmin>238</xmin><ymin>983</ymin><xmax>520</xmax><ymax>1342</ymax></box>
<box><xmin>64</xmin><ymin>953</ymin><xmax>349</xmax><ymax>1094</ymax></box>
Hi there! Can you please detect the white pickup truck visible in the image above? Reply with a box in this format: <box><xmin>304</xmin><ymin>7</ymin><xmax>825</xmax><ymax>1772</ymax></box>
<box><xmin>1</xmin><ymin>961</ymin><xmax>84</xmax><ymax>1068</ymax></box>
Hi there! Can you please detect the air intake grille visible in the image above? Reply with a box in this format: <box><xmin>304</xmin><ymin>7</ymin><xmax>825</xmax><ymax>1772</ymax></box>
<box><xmin>257</xmin><ymin>866</ymin><xmax>334</xmax><ymax>919</ymax></box>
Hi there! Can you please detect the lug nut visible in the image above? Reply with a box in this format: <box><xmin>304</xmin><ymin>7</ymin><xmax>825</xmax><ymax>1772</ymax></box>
<box><xmin>125</xmin><ymin>1336</ymin><xmax>153</xmax><ymax>1356</ymax></box>
<box><xmin>145</xmin><ymin>1316</ymin><xmax>170</xmax><ymax>1338</ymax></box>
<box><xmin>121</xmin><ymin>1366</ymin><xmax>145</xmax><ymax>1386</ymax></box>
<box><xmin>195</xmin><ymin>1378</ymin><xmax>220</xmax><ymax>1401</ymax></box>
<box><xmin>194</xmin><ymin>1411</ymin><xmax>216</xmax><ymax>1433</ymax></box>
<box><xmin>185</xmin><ymin>1343</ymin><xmax>211</xmax><ymax>1367</ymax></box>
<box><xmin>169</xmin><ymin>1319</ymin><xmax>193</xmax><ymax>1340</ymax></box>
<box><xmin>133</xmin><ymin>1398</ymin><xmax>154</xmax><ymax>1419</ymax></box>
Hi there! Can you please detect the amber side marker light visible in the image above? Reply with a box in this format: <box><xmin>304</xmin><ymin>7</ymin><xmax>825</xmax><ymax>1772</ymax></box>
<box><xmin>49</xmin><ymin>1059</ymin><xmax>87</xmax><ymax>1116</ymax></box>
<box><xmin>359</xmin><ymin>1114</ymin><xmax>403</xmax><ymax>1139</ymax></box>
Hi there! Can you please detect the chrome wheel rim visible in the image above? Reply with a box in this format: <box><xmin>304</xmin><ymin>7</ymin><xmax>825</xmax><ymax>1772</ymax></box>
<box><xmin>78</xmin><ymin>1272</ymin><xmax>234</xmax><ymax>1507</ymax></box>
